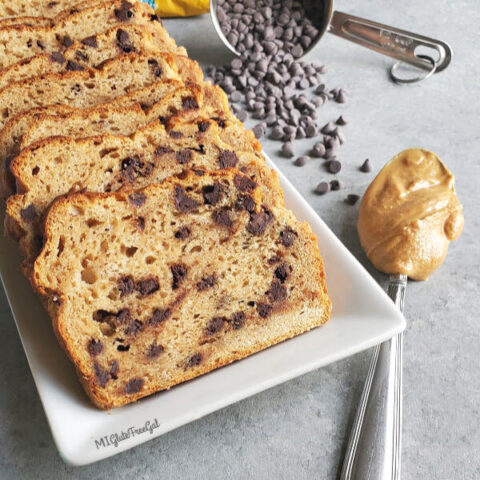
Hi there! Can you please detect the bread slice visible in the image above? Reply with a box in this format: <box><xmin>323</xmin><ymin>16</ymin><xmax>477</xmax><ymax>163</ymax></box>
<box><xmin>0</xmin><ymin>80</ymin><xmax>239</xmax><ymax>200</ymax></box>
<box><xmin>0</xmin><ymin>0</ymin><xmax>177</xmax><ymax>69</ymax></box>
<box><xmin>0</xmin><ymin>0</ymin><xmax>101</xmax><ymax>20</ymax></box>
<box><xmin>0</xmin><ymin>52</ymin><xmax>202</xmax><ymax>130</ymax></box>
<box><xmin>0</xmin><ymin>24</ymin><xmax>187</xmax><ymax>91</ymax></box>
<box><xmin>6</xmin><ymin>118</ymin><xmax>276</xmax><ymax>267</ymax></box>
<box><xmin>20</xmin><ymin>85</ymin><xmax>256</xmax><ymax>158</ymax></box>
<box><xmin>31</xmin><ymin>168</ymin><xmax>331</xmax><ymax>408</ymax></box>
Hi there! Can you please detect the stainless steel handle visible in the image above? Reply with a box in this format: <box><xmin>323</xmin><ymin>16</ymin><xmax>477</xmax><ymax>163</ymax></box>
<box><xmin>329</xmin><ymin>11</ymin><xmax>452</xmax><ymax>73</ymax></box>
<box><xmin>340</xmin><ymin>274</ymin><xmax>407</xmax><ymax>480</ymax></box>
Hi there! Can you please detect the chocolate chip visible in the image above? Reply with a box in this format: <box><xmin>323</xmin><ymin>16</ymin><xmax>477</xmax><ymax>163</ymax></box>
<box><xmin>148</xmin><ymin>59</ymin><xmax>163</xmax><ymax>77</ymax></box>
<box><xmin>117</xmin><ymin>344</ymin><xmax>130</xmax><ymax>352</ymax></box>
<box><xmin>345</xmin><ymin>194</ymin><xmax>360</xmax><ymax>205</ymax></box>
<box><xmin>232</xmin><ymin>311</ymin><xmax>246</xmax><ymax>330</ymax></box>
<box><xmin>150</xmin><ymin>14</ymin><xmax>161</xmax><ymax>22</ymax></box>
<box><xmin>257</xmin><ymin>303</ymin><xmax>273</xmax><ymax>318</ymax></box>
<box><xmin>118</xmin><ymin>276</ymin><xmax>134</xmax><ymax>297</ymax></box>
<box><xmin>114</xmin><ymin>1</ymin><xmax>134</xmax><ymax>22</ymax></box>
<box><xmin>137</xmin><ymin>216</ymin><xmax>144</xmax><ymax>232</ymax></box>
<box><xmin>268</xmin><ymin>255</ymin><xmax>282</xmax><ymax>264</ymax></box>
<box><xmin>279</xmin><ymin>227</ymin><xmax>297</xmax><ymax>247</ymax></box>
<box><xmin>148</xmin><ymin>308</ymin><xmax>171</xmax><ymax>326</ymax></box>
<box><xmin>294</xmin><ymin>156</ymin><xmax>308</xmax><ymax>167</ymax></box>
<box><xmin>109</xmin><ymin>360</ymin><xmax>119</xmax><ymax>379</ymax></box>
<box><xmin>327</xmin><ymin>159</ymin><xmax>342</xmax><ymax>174</ymax></box>
<box><xmin>197</xmin><ymin>275</ymin><xmax>216</xmax><ymax>291</ymax></box>
<box><xmin>215</xmin><ymin>118</ymin><xmax>227</xmax><ymax>128</ymax></box>
<box><xmin>124</xmin><ymin>319</ymin><xmax>143</xmax><ymax>336</ymax></box>
<box><xmin>186</xmin><ymin>353</ymin><xmax>202</xmax><ymax>368</ymax></box>
<box><xmin>234</xmin><ymin>174</ymin><xmax>257</xmax><ymax>192</ymax></box>
<box><xmin>235</xmin><ymin>195</ymin><xmax>256</xmax><ymax>213</ymax></box>
<box><xmin>88</xmin><ymin>339</ymin><xmax>103</xmax><ymax>357</ymax></box>
<box><xmin>175</xmin><ymin>226</ymin><xmax>191</xmax><ymax>240</ymax></box>
<box><xmin>168</xmin><ymin>130</ymin><xmax>183</xmax><ymax>139</ymax></box>
<box><xmin>171</xmin><ymin>264</ymin><xmax>187</xmax><ymax>290</ymax></box>
<box><xmin>50</xmin><ymin>52</ymin><xmax>65</xmax><ymax>64</ymax></box>
<box><xmin>75</xmin><ymin>50</ymin><xmax>88</xmax><ymax>62</ymax></box>
<box><xmin>116</xmin><ymin>29</ymin><xmax>135</xmax><ymax>53</ymax></box>
<box><xmin>330</xmin><ymin>179</ymin><xmax>343</xmax><ymax>191</ymax></box>
<box><xmin>175</xmin><ymin>149</ymin><xmax>193</xmax><ymax>165</ymax></box>
<box><xmin>66</xmin><ymin>61</ymin><xmax>84</xmax><ymax>71</ymax></box>
<box><xmin>125</xmin><ymin>378</ymin><xmax>144</xmax><ymax>394</ymax></box>
<box><xmin>116</xmin><ymin>308</ymin><xmax>132</xmax><ymax>325</ymax></box>
<box><xmin>20</xmin><ymin>205</ymin><xmax>37</xmax><ymax>222</ymax></box>
<box><xmin>146</xmin><ymin>343</ymin><xmax>164</xmax><ymax>358</ymax></box>
<box><xmin>128</xmin><ymin>192</ymin><xmax>146</xmax><ymax>207</ymax></box>
<box><xmin>274</xmin><ymin>263</ymin><xmax>290</xmax><ymax>283</ymax></box>
<box><xmin>202</xmin><ymin>183</ymin><xmax>223</xmax><ymax>205</ymax></box>
<box><xmin>247</xmin><ymin>207</ymin><xmax>273</xmax><ymax>236</ymax></box>
<box><xmin>268</xmin><ymin>280</ymin><xmax>287</xmax><ymax>302</ymax></box>
<box><xmin>205</xmin><ymin>317</ymin><xmax>225</xmax><ymax>335</ymax></box>
<box><xmin>154</xmin><ymin>145</ymin><xmax>173</xmax><ymax>156</ymax></box>
<box><xmin>360</xmin><ymin>159</ymin><xmax>372</xmax><ymax>173</ymax></box>
<box><xmin>198</xmin><ymin>121</ymin><xmax>211</xmax><ymax>133</ymax></box>
<box><xmin>81</xmin><ymin>36</ymin><xmax>98</xmax><ymax>48</ymax></box>
<box><xmin>121</xmin><ymin>156</ymin><xmax>153</xmax><ymax>181</ymax></box>
<box><xmin>281</xmin><ymin>141</ymin><xmax>295</xmax><ymax>158</ymax></box>
<box><xmin>61</xmin><ymin>35</ymin><xmax>74</xmax><ymax>48</ymax></box>
<box><xmin>182</xmin><ymin>96</ymin><xmax>199</xmax><ymax>110</ymax></box>
<box><xmin>336</xmin><ymin>115</ymin><xmax>348</xmax><ymax>126</ymax></box>
<box><xmin>218</xmin><ymin>151</ymin><xmax>239</xmax><ymax>169</ymax></box>
<box><xmin>174</xmin><ymin>186</ymin><xmax>200</xmax><ymax>213</ymax></box>
<box><xmin>36</xmin><ymin>40</ymin><xmax>45</xmax><ymax>50</ymax></box>
<box><xmin>314</xmin><ymin>181</ymin><xmax>330</xmax><ymax>195</ymax></box>
<box><xmin>136</xmin><ymin>277</ymin><xmax>159</xmax><ymax>296</ymax></box>
<box><xmin>212</xmin><ymin>209</ymin><xmax>233</xmax><ymax>228</ymax></box>
<box><xmin>94</xmin><ymin>362</ymin><xmax>110</xmax><ymax>388</ymax></box>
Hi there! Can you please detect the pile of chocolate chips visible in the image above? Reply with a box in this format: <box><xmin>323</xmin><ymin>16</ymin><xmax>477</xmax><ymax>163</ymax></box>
<box><xmin>207</xmin><ymin>0</ymin><xmax>368</xmax><ymax>201</ymax></box>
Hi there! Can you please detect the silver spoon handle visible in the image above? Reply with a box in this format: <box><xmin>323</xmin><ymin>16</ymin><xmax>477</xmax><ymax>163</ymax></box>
<box><xmin>340</xmin><ymin>274</ymin><xmax>407</xmax><ymax>480</ymax></box>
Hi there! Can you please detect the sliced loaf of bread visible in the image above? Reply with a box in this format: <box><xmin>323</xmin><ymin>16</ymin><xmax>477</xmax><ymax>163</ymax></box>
<box><xmin>6</xmin><ymin>118</ymin><xmax>275</xmax><ymax>267</ymax></box>
<box><xmin>0</xmin><ymin>24</ymin><xmax>187</xmax><ymax>91</ymax></box>
<box><xmin>31</xmin><ymin>169</ymin><xmax>330</xmax><ymax>408</ymax></box>
<box><xmin>0</xmin><ymin>1</ymin><xmax>177</xmax><ymax>69</ymax></box>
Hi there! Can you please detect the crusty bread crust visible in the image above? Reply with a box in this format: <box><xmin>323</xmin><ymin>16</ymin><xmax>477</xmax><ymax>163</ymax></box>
<box><xmin>32</xmin><ymin>170</ymin><xmax>331</xmax><ymax>408</ymax></box>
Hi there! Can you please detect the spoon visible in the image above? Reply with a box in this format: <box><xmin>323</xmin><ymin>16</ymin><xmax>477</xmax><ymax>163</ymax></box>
<box><xmin>341</xmin><ymin>148</ymin><xmax>463</xmax><ymax>479</ymax></box>
<box><xmin>340</xmin><ymin>274</ymin><xmax>407</xmax><ymax>480</ymax></box>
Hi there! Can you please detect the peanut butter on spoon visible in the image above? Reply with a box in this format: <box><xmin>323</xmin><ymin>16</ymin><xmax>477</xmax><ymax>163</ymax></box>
<box><xmin>357</xmin><ymin>148</ymin><xmax>464</xmax><ymax>280</ymax></box>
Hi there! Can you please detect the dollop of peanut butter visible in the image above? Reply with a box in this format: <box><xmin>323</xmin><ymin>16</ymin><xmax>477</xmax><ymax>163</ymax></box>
<box><xmin>357</xmin><ymin>148</ymin><xmax>464</xmax><ymax>280</ymax></box>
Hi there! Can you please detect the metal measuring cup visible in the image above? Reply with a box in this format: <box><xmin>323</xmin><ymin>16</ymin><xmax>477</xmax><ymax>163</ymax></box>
<box><xmin>210</xmin><ymin>0</ymin><xmax>452</xmax><ymax>84</ymax></box>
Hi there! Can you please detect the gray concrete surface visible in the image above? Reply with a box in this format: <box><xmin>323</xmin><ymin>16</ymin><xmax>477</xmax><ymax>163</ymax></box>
<box><xmin>1</xmin><ymin>0</ymin><xmax>479</xmax><ymax>478</ymax></box>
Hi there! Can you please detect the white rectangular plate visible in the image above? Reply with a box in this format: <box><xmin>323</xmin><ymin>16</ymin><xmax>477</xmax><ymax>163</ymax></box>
<box><xmin>0</xmin><ymin>155</ymin><xmax>405</xmax><ymax>466</ymax></box>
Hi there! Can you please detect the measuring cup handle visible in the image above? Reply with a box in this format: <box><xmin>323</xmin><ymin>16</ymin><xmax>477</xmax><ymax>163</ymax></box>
<box><xmin>329</xmin><ymin>11</ymin><xmax>452</xmax><ymax>72</ymax></box>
